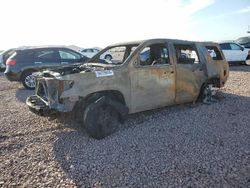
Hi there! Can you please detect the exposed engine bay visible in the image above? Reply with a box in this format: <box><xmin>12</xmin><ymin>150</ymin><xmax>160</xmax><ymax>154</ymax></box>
<box><xmin>38</xmin><ymin>62</ymin><xmax>115</xmax><ymax>78</ymax></box>
<box><xmin>27</xmin><ymin>63</ymin><xmax>115</xmax><ymax>114</ymax></box>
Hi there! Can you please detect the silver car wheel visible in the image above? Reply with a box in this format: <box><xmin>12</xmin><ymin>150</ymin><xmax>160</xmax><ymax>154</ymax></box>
<box><xmin>24</xmin><ymin>74</ymin><xmax>36</xmax><ymax>88</ymax></box>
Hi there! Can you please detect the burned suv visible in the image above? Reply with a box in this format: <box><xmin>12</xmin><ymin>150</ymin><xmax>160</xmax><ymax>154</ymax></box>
<box><xmin>27</xmin><ymin>39</ymin><xmax>229</xmax><ymax>139</ymax></box>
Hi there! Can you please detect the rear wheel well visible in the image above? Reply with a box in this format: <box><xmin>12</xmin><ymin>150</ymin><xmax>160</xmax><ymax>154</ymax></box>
<box><xmin>198</xmin><ymin>78</ymin><xmax>220</xmax><ymax>101</ymax></box>
<box><xmin>20</xmin><ymin>69</ymin><xmax>37</xmax><ymax>80</ymax></box>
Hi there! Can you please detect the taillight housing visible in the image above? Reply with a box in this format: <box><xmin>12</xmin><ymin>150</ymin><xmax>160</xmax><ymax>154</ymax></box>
<box><xmin>6</xmin><ymin>59</ymin><xmax>16</xmax><ymax>66</ymax></box>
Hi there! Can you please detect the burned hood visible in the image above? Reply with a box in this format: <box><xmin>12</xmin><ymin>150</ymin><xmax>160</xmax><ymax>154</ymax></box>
<box><xmin>35</xmin><ymin>62</ymin><xmax>115</xmax><ymax>78</ymax></box>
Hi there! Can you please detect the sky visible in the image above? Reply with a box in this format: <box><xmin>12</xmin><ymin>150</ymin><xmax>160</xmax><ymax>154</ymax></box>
<box><xmin>0</xmin><ymin>0</ymin><xmax>249</xmax><ymax>50</ymax></box>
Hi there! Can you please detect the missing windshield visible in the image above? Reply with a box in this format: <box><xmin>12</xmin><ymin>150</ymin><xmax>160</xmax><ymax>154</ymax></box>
<box><xmin>90</xmin><ymin>44</ymin><xmax>139</xmax><ymax>65</ymax></box>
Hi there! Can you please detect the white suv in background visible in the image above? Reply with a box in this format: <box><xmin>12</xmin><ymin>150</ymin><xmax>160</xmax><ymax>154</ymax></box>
<box><xmin>80</xmin><ymin>48</ymin><xmax>113</xmax><ymax>60</ymax></box>
<box><xmin>219</xmin><ymin>42</ymin><xmax>250</xmax><ymax>65</ymax></box>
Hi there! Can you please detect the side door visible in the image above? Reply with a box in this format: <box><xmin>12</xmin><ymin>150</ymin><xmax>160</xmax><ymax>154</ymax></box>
<box><xmin>229</xmin><ymin>43</ymin><xmax>246</xmax><ymax>61</ymax></box>
<box><xmin>58</xmin><ymin>49</ymin><xmax>83</xmax><ymax>65</ymax></box>
<box><xmin>171</xmin><ymin>43</ymin><xmax>206</xmax><ymax>104</ymax></box>
<box><xmin>130</xmin><ymin>42</ymin><xmax>175</xmax><ymax>113</ymax></box>
<box><xmin>33</xmin><ymin>48</ymin><xmax>60</xmax><ymax>69</ymax></box>
<box><xmin>219</xmin><ymin>43</ymin><xmax>233</xmax><ymax>62</ymax></box>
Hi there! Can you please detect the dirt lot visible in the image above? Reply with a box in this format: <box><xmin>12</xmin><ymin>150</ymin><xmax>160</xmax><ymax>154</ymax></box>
<box><xmin>0</xmin><ymin>66</ymin><xmax>250</xmax><ymax>187</ymax></box>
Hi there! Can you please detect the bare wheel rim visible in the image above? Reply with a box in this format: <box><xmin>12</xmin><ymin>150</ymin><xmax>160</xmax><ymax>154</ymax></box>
<box><xmin>24</xmin><ymin>74</ymin><xmax>36</xmax><ymax>88</ymax></box>
<box><xmin>202</xmin><ymin>84</ymin><xmax>213</xmax><ymax>103</ymax></box>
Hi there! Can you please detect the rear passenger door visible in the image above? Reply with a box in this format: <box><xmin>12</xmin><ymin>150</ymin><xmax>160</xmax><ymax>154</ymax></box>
<box><xmin>58</xmin><ymin>49</ymin><xmax>83</xmax><ymax>65</ymax></box>
<box><xmin>172</xmin><ymin>43</ymin><xmax>206</xmax><ymax>103</ymax></box>
<box><xmin>33</xmin><ymin>48</ymin><xmax>60</xmax><ymax>69</ymax></box>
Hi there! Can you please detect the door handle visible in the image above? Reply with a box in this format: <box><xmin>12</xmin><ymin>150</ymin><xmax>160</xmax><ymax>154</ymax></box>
<box><xmin>164</xmin><ymin>71</ymin><xmax>174</xmax><ymax>74</ymax></box>
<box><xmin>192</xmin><ymin>68</ymin><xmax>203</xmax><ymax>72</ymax></box>
<box><xmin>34</xmin><ymin>61</ymin><xmax>42</xmax><ymax>64</ymax></box>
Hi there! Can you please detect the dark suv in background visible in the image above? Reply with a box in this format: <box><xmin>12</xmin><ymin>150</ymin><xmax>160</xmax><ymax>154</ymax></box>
<box><xmin>4</xmin><ymin>46</ymin><xmax>88</xmax><ymax>89</ymax></box>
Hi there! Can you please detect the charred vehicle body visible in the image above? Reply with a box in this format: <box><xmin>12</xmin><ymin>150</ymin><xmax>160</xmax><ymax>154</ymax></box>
<box><xmin>27</xmin><ymin>39</ymin><xmax>229</xmax><ymax>139</ymax></box>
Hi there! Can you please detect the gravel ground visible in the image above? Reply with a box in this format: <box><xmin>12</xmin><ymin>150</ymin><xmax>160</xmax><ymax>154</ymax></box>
<box><xmin>0</xmin><ymin>66</ymin><xmax>250</xmax><ymax>187</ymax></box>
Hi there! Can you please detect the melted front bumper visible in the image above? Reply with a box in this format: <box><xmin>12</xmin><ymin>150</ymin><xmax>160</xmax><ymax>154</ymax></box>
<box><xmin>26</xmin><ymin>95</ymin><xmax>53</xmax><ymax>116</ymax></box>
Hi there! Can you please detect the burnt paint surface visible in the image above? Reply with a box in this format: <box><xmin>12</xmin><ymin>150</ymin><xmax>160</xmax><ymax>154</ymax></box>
<box><xmin>175</xmin><ymin>63</ymin><xmax>205</xmax><ymax>104</ymax></box>
<box><xmin>130</xmin><ymin>64</ymin><xmax>175</xmax><ymax>113</ymax></box>
<box><xmin>35</xmin><ymin>39</ymin><xmax>229</xmax><ymax>114</ymax></box>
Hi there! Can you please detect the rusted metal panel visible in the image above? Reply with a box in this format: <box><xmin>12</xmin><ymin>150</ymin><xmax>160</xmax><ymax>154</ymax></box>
<box><xmin>130</xmin><ymin>64</ymin><xmax>175</xmax><ymax>113</ymax></box>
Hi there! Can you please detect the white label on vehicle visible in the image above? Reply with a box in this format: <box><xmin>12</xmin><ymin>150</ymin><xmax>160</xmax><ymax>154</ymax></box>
<box><xmin>95</xmin><ymin>70</ymin><xmax>114</xmax><ymax>77</ymax></box>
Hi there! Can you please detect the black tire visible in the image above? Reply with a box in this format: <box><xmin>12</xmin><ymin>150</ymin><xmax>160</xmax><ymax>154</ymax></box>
<box><xmin>104</xmin><ymin>55</ymin><xmax>112</xmax><ymax>61</ymax></box>
<box><xmin>245</xmin><ymin>56</ymin><xmax>250</xmax><ymax>65</ymax></box>
<box><xmin>21</xmin><ymin>71</ymin><xmax>36</xmax><ymax>90</ymax></box>
<box><xmin>84</xmin><ymin>101</ymin><xmax>120</xmax><ymax>139</ymax></box>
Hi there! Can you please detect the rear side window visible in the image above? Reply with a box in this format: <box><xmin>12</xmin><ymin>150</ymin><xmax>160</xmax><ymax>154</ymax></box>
<box><xmin>174</xmin><ymin>44</ymin><xmax>200</xmax><ymax>64</ymax></box>
<box><xmin>205</xmin><ymin>46</ymin><xmax>223</xmax><ymax>60</ymax></box>
<box><xmin>18</xmin><ymin>50</ymin><xmax>35</xmax><ymax>60</ymax></box>
<box><xmin>2</xmin><ymin>49</ymin><xmax>16</xmax><ymax>63</ymax></box>
<box><xmin>35</xmin><ymin>49</ymin><xmax>57</xmax><ymax>59</ymax></box>
<box><xmin>219</xmin><ymin>43</ymin><xmax>231</xmax><ymax>50</ymax></box>
<box><xmin>59</xmin><ymin>49</ymin><xmax>81</xmax><ymax>60</ymax></box>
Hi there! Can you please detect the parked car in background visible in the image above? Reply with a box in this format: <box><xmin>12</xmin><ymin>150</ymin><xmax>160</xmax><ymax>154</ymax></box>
<box><xmin>0</xmin><ymin>48</ymin><xmax>16</xmax><ymax>70</ymax></box>
<box><xmin>219</xmin><ymin>42</ymin><xmax>250</xmax><ymax>65</ymax></box>
<box><xmin>0</xmin><ymin>51</ymin><xmax>4</xmax><ymax>70</ymax></box>
<box><xmin>80</xmin><ymin>48</ymin><xmax>113</xmax><ymax>60</ymax></box>
<box><xmin>27</xmin><ymin>39</ymin><xmax>229</xmax><ymax>139</ymax></box>
<box><xmin>4</xmin><ymin>46</ymin><xmax>88</xmax><ymax>89</ymax></box>
<box><xmin>235</xmin><ymin>36</ymin><xmax>250</xmax><ymax>49</ymax></box>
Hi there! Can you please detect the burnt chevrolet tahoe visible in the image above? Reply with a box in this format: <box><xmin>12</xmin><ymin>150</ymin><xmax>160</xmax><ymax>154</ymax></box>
<box><xmin>27</xmin><ymin>39</ymin><xmax>229</xmax><ymax>139</ymax></box>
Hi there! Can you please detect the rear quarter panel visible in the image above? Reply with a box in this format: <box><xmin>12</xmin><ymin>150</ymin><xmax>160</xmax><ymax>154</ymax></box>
<box><xmin>198</xmin><ymin>44</ymin><xmax>229</xmax><ymax>87</ymax></box>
